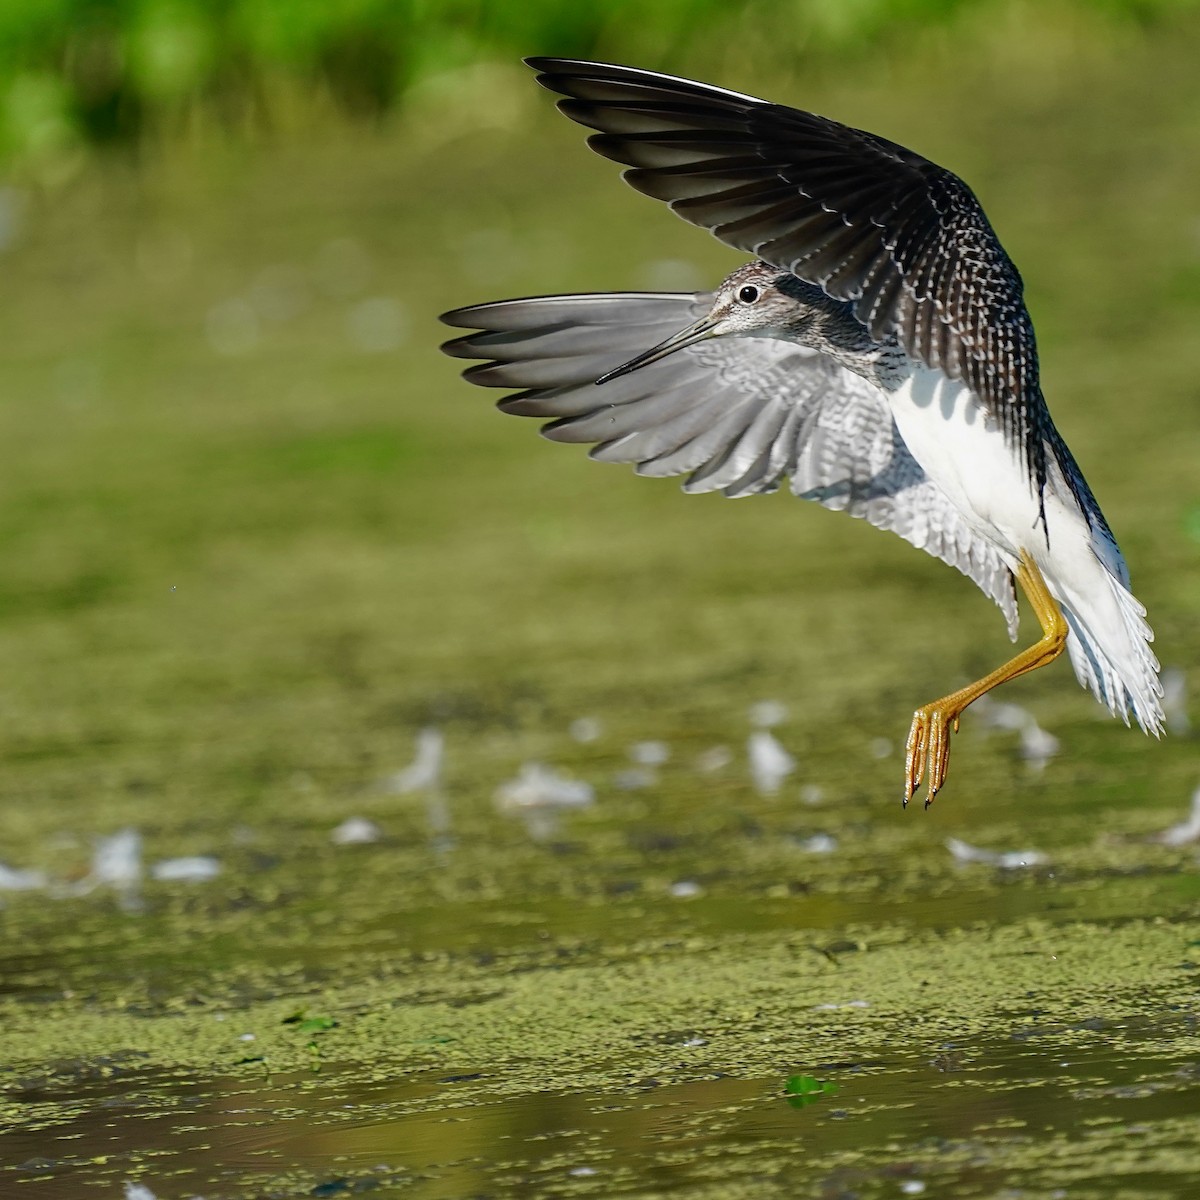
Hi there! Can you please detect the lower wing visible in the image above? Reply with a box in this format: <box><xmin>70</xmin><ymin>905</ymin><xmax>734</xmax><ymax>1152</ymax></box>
<box><xmin>441</xmin><ymin>289</ymin><xmax>1018</xmax><ymax>637</ymax></box>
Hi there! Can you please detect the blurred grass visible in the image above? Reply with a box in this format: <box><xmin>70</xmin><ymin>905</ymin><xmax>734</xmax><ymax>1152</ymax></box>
<box><xmin>0</xmin><ymin>0</ymin><xmax>1194</xmax><ymax>857</ymax></box>
<box><xmin>0</xmin><ymin>0</ymin><xmax>1195</xmax><ymax>174</ymax></box>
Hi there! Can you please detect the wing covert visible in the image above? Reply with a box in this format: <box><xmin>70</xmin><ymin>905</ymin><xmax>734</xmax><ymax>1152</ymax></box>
<box><xmin>525</xmin><ymin>57</ymin><xmax>1047</xmax><ymax>492</ymax></box>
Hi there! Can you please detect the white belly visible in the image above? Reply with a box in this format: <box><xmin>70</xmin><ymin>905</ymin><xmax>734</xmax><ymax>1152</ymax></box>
<box><xmin>888</xmin><ymin>365</ymin><xmax>1047</xmax><ymax>565</ymax></box>
<box><xmin>886</xmin><ymin>366</ymin><xmax>1162</xmax><ymax>733</ymax></box>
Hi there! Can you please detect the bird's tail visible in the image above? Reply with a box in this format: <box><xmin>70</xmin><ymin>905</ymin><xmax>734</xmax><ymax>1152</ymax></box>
<box><xmin>1043</xmin><ymin>429</ymin><xmax>1163</xmax><ymax>734</ymax></box>
<box><xmin>1060</xmin><ymin>557</ymin><xmax>1163</xmax><ymax>734</ymax></box>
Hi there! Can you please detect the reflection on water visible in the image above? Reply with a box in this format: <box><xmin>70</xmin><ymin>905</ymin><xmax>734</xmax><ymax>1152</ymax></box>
<box><xmin>8</xmin><ymin>1016</ymin><xmax>1200</xmax><ymax>1198</ymax></box>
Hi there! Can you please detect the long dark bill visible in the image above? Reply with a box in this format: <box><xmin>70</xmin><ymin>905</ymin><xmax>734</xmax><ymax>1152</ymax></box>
<box><xmin>594</xmin><ymin>317</ymin><xmax>718</xmax><ymax>385</ymax></box>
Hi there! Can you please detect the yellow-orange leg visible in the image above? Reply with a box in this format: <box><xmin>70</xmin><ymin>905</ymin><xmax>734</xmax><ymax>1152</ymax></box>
<box><xmin>904</xmin><ymin>553</ymin><xmax>1069</xmax><ymax>809</ymax></box>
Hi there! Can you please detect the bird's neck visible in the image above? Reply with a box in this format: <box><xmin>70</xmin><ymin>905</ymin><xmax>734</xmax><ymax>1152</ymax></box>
<box><xmin>825</xmin><ymin>335</ymin><xmax>909</xmax><ymax>391</ymax></box>
<box><xmin>797</xmin><ymin>307</ymin><xmax>908</xmax><ymax>391</ymax></box>
<box><xmin>769</xmin><ymin>276</ymin><xmax>908</xmax><ymax>389</ymax></box>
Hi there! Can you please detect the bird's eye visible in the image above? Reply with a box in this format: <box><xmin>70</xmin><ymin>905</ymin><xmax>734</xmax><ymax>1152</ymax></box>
<box><xmin>738</xmin><ymin>285</ymin><xmax>760</xmax><ymax>304</ymax></box>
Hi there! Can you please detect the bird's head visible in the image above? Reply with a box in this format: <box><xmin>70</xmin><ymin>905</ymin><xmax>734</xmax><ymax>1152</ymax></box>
<box><xmin>595</xmin><ymin>262</ymin><xmax>824</xmax><ymax>384</ymax></box>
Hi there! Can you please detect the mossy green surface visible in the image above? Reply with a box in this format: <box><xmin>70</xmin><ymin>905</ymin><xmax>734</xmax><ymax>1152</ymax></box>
<box><xmin>1</xmin><ymin>7</ymin><xmax>1200</xmax><ymax>1197</ymax></box>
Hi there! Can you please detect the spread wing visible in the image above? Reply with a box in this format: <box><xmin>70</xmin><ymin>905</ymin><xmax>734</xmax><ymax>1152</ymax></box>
<box><xmin>441</xmin><ymin>291</ymin><xmax>1018</xmax><ymax>637</ymax></box>
<box><xmin>525</xmin><ymin>57</ymin><xmax>1047</xmax><ymax>491</ymax></box>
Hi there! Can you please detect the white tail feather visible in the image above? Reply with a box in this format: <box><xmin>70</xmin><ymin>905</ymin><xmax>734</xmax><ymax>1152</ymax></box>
<box><xmin>1061</xmin><ymin>564</ymin><xmax>1163</xmax><ymax>734</ymax></box>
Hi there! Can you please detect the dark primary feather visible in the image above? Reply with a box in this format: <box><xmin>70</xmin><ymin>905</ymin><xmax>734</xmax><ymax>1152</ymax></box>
<box><xmin>524</xmin><ymin>57</ymin><xmax>1050</xmax><ymax>499</ymax></box>
<box><xmin>441</xmin><ymin>291</ymin><xmax>1019</xmax><ymax>636</ymax></box>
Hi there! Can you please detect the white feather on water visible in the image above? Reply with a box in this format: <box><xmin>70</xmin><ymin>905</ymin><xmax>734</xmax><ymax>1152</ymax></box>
<box><xmin>1018</xmin><ymin>720</ymin><xmax>1060</xmax><ymax>771</ymax></box>
<box><xmin>150</xmin><ymin>856</ymin><xmax>221</xmax><ymax>882</ymax></box>
<box><xmin>629</xmin><ymin>741</ymin><xmax>670</xmax><ymax>766</ymax></box>
<box><xmin>4</xmin><ymin>834</ymin><xmax>218</xmax><ymax>895</ymax></box>
<box><xmin>1151</xmin><ymin>784</ymin><xmax>1200</xmax><ymax>846</ymax></box>
<box><xmin>494</xmin><ymin>763</ymin><xmax>594</xmax><ymax>812</ymax></box>
<box><xmin>613</xmin><ymin>742</ymin><xmax>670</xmax><ymax>790</ymax></box>
<box><xmin>89</xmin><ymin>828</ymin><xmax>143</xmax><ymax>887</ymax></box>
<box><xmin>381</xmin><ymin>727</ymin><xmax>444</xmax><ymax>793</ymax></box>
<box><xmin>748</xmin><ymin>700</ymin><xmax>788</xmax><ymax>728</ymax></box>
<box><xmin>0</xmin><ymin>862</ymin><xmax>48</xmax><ymax>891</ymax></box>
<box><xmin>330</xmin><ymin>817</ymin><xmax>382</xmax><ymax>845</ymax></box>
<box><xmin>495</xmin><ymin>763</ymin><xmax>594</xmax><ymax>842</ymax></box>
<box><xmin>976</xmin><ymin>698</ymin><xmax>1030</xmax><ymax>732</ymax></box>
<box><xmin>695</xmin><ymin>745</ymin><xmax>732</xmax><ymax>773</ymax></box>
<box><xmin>1162</xmin><ymin>667</ymin><xmax>1190</xmax><ymax>735</ymax></box>
<box><xmin>381</xmin><ymin>727</ymin><xmax>451</xmax><ymax>844</ymax></box>
<box><xmin>569</xmin><ymin>716</ymin><xmax>603</xmax><ymax>743</ymax></box>
<box><xmin>748</xmin><ymin>730</ymin><xmax>795</xmax><ymax>795</ymax></box>
<box><xmin>946</xmin><ymin>836</ymin><xmax>1047</xmax><ymax>869</ymax></box>
<box><xmin>66</xmin><ymin>828</ymin><xmax>145</xmax><ymax>910</ymax></box>
<box><xmin>975</xmin><ymin>696</ymin><xmax>1059</xmax><ymax>771</ymax></box>
<box><xmin>799</xmin><ymin>834</ymin><xmax>838</xmax><ymax>854</ymax></box>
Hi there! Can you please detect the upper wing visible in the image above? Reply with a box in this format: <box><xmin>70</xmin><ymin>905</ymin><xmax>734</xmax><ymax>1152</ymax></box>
<box><xmin>441</xmin><ymin>291</ymin><xmax>1018</xmax><ymax>637</ymax></box>
<box><xmin>525</xmin><ymin>57</ymin><xmax>1046</xmax><ymax>490</ymax></box>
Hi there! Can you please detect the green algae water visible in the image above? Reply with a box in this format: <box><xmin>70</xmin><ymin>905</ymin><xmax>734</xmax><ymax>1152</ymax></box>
<box><xmin>2</xmin><ymin>9</ymin><xmax>1200</xmax><ymax>1198</ymax></box>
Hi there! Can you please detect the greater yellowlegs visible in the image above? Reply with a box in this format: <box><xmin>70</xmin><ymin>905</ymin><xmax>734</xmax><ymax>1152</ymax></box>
<box><xmin>440</xmin><ymin>58</ymin><xmax>1163</xmax><ymax>806</ymax></box>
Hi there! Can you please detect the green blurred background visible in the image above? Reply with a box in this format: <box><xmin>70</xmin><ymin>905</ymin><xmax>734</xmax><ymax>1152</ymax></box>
<box><xmin>3</xmin><ymin>1</ymin><xmax>1200</xmax><ymax>1192</ymax></box>
<box><xmin>0</xmin><ymin>0</ymin><xmax>1192</xmax><ymax>172</ymax></box>
<box><xmin>0</xmin><ymin>0</ymin><xmax>984</xmax><ymax>165</ymax></box>
<box><xmin>0</xmin><ymin>0</ymin><xmax>1196</xmax><ymax>837</ymax></box>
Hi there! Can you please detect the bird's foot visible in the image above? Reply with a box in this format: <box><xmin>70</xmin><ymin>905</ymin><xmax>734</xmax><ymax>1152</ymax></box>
<box><xmin>904</xmin><ymin>704</ymin><xmax>962</xmax><ymax>809</ymax></box>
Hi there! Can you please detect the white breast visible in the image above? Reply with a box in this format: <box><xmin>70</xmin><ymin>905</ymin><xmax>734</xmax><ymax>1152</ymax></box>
<box><xmin>887</xmin><ymin>365</ymin><xmax>1041</xmax><ymax>564</ymax></box>
<box><xmin>887</xmin><ymin>365</ymin><xmax>1162</xmax><ymax>733</ymax></box>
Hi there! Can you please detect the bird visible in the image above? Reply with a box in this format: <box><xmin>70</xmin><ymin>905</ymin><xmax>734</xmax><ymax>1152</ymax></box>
<box><xmin>439</xmin><ymin>57</ymin><xmax>1163</xmax><ymax>806</ymax></box>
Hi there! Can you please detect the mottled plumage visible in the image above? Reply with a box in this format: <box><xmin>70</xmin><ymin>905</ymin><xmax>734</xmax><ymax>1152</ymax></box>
<box><xmin>439</xmin><ymin>60</ymin><xmax>1163</xmax><ymax>805</ymax></box>
<box><xmin>526</xmin><ymin>57</ymin><xmax>1049</xmax><ymax>493</ymax></box>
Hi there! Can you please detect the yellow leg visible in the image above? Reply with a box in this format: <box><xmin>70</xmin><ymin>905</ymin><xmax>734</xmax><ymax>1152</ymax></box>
<box><xmin>904</xmin><ymin>552</ymin><xmax>1068</xmax><ymax>809</ymax></box>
